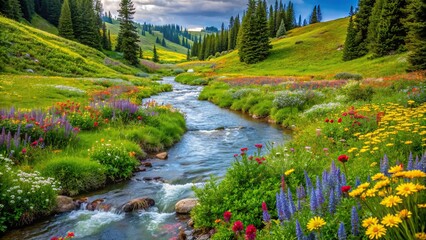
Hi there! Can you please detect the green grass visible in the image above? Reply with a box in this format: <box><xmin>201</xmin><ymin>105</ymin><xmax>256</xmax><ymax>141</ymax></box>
<box><xmin>175</xmin><ymin>72</ymin><xmax>210</xmax><ymax>85</ymax></box>
<box><xmin>210</xmin><ymin>18</ymin><xmax>408</xmax><ymax>78</ymax></box>
<box><xmin>30</xmin><ymin>14</ymin><xmax>58</xmax><ymax>35</ymax></box>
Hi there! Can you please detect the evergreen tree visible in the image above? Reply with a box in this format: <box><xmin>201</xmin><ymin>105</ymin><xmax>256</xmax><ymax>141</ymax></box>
<box><xmin>79</xmin><ymin>0</ymin><xmax>101</xmax><ymax>50</ymax></box>
<box><xmin>349</xmin><ymin>5</ymin><xmax>355</xmax><ymax>16</ymax></box>
<box><xmin>117</xmin><ymin>0</ymin><xmax>139</xmax><ymax>65</ymax></box>
<box><xmin>268</xmin><ymin>5</ymin><xmax>275</xmax><ymax>37</ymax></box>
<box><xmin>303</xmin><ymin>19</ymin><xmax>307</xmax><ymax>26</ymax></box>
<box><xmin>152</xmin><ymin>45</ymin><xmax>159</xmax><ymax>62</ymax></box>
<box><xmin>108</xmin><ymin>11</ymin><xmax>113</xmax><ymax>23</ymax></box>
<box><xmin>94</xmin><ymin>0</ymin><xmax>103</xmax><ymax>28</ymax></box>
<box><xmin>58</xmin><ymin>0</ymin><xmax>74</xmax><ymax>40</ymax></box>
<box><xmin>47</xmin><ymin>0</ymin><xmax>61</xmax><ymax>26</ymax></box>
<box><xmin>309</xmin><ymin>5</ymin><xmax>318</xmax><ymax>24</ymax></box>
<box><xmin>405</xmin><ymin>0</ymin><xmax>426</xmax><ymax>70</ymax></box>
<box><xmin>372</xmin><ymin>0</ymin><xmax>408</xmax><ymax>56</ymax></box>
<box><xmin>352</xmin><ymin>0</ymin><xmax>376</xmax><ymax>58</ymax></box>
<box><xmin>0</xmin><ymin>0</ymin><xmax>22</xmax><ymax>20</ymax></box>
<box><xmin>102</xmin><ymin>22</ymin><xmax>108</xmax><ymax>49</ymax></box>
<box><xmin>155</xmin><ymin>37</ymin><xmax>161</xmax><ymax>44</ymax></box>
<box><xmin>317</xmin><ymin>5</ymin><xmax>322</xmax><ymax>22</ymax></box>
<box><xmin>161</xmin><ymin>38</ymin><xmax>166</xmax><ymax>47</ymax></box>
<box><xmin>343</xmin><ymin>15</ymin><xmax>358</xmax><ymax>61</ymax></box>
<box><xmin>276</xmin><ymin>19</ymin><xmax>286</xmax><ymax>37</ymax></box>
<box><xmin>69</xmin><ymin>0</ymin><xmax>83</xmax><ymax>40</ymax></box>
<box><xmin>298</xmin><ymin>14</ymin><xmax>302</xmax><ymax>27</ymax></box>
<box><xmin>285</xmin><ymin>1</ymin><xmax>295</xmax><ymax>30</ymax></box>
<box><xmin>367</xmin><ymin>0</ymin><xmax>384</xmax><ymax>48</ymax></box>
<box><xmin>107</xmin><ymin>30</ymin><xmax>112</xmax><ymax>50</ymax></box>
<box><xmin>139</xmin><ymin>46</ymin><xmax>143</xmax><ymax>59</ymax></box>
<box><xmin>19</xmin><ymin>0</ymin><xmax>35</xmax><ymax>21</ymax></box>
<box><xmin>186</xmin><ymin>48</ymin><xmax>190</xmax><ymax>61</ymax></box>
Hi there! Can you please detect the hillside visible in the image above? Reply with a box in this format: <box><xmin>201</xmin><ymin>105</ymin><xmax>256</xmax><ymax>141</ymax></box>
<box><xmin>0</xmin><ymin>16</ymin><xmax>141</xmax><ymax>77</ymax></box>
<box><xmin>182</xmin><ymin>18</ymin><xmax>409</xmax><ymax>78</ymax></box>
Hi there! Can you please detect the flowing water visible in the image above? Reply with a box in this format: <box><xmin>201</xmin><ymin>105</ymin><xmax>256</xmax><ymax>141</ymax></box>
<box><xmin>2</xmin><ymin>77</ymin><xmax>290</xmax><ymax>240</ymax></box>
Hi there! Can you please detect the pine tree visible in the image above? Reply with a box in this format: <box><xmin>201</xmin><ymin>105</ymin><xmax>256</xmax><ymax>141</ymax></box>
<box><xmin>343</xmin><ymin>15</ymin><xmax>358</xmax><ymax>61</ymax></box>
<box><xmin>19</xmin><ymin>0</ymin><xmax>35</xmax><ymax>21</ymax></box>
<box><xmin>310</xmin><ymin>5</ymin><xmax>318</xmax><ymax>24</ymax></box>
<box><xmin>372</xmin><ymin>0</ymin><xmax>408</xmax><ymax>57</ymax></box>
<box><xmin>317</xmin><ymin>5</ymin><xmax>322</xmax><ymax>22</ymax></box>
<box><xmin>152</xmin><ymin>45</ymin><xmax>159</xmax><ymax>62</ymax></box>
<box><xmin>117</xmin><ymin>0</ymin><xmax>139</xmax><ymax>64</ymax></box>
<box><xmin>276</xmin><ymin>19</ymin><xmax>286</xmax><ymax>37</ymax></box>
<box><xmin>94</xmin><ymin>0</ymin><xmax>103</xmax><ymax>28</ymax></box>
<box><xmin>186</xmin><ymin>48</ymin><xmax>190</xmax><ymax>61</ymax></box>
<box><xmin>0</xmin><ymin>0</ymin><xmax>22</xmax><ymax>20</ymax></box>
<box><xmin>69</xmin><ymin>0</ymin><xmax>83</xmax><ymax>40</ymax></box>
<box><xmin>268</xmin><ymin>5</ymin><xmax>275</xmax><ymax>37</ymax></box>
<box><xmin>107</xmin><ymin>30</ymin><xmax>112</xmax><ymax>50</ymax></box>
<box><xmin>285</xmin><ymin>1</ymin><xmax>295</xmax><ymax>30</ymax></box>
<box><xmin>58</xmin><ymin>0</ymin><xmax>74</xmax><ymax>39</ymax></box>
<box><xmin>405</xmin><ymin>0</ymin><xmax>426</xmax><ymax>70</ymax></box>
<box><xmin>352</xmin><ymin>0</ymin><xmax>376</xmax><ymax>58</ymax></box>
<box><xmin>298</xmin><ymin>14</ymin><xmax>302</xmax><ymax>27</ymax></box>
<box><xmin>161</xmin><ymin>38</ymin><xmax>166</xmax><ymax>47</ymax></box>
<box><xmin>349</xmin><ymin>5</ymin><xmax>355</xmax><ymax>16</ymax></box>
<box><xmin>102</xmin><ymin>22</ymin><xmax>108</xmax><ymax>49</ymax></box>
<box><xmin>303</xmin><ymin>19</ymin><xmax>307</xmax><ymax>26</ymax></box>
<box><xmin>367</xmin><ymin>0</ymin><xmax>384</xmax><ymax>48</ymax></box>
<box><xmin>139</xmin><ymin>46</ymin><xmax>143</xmax><ymax>59</ymax></box>
<box><xmin>79</xmin><ymin>0</ymin><xmax>101</xmax><ymax>50</ymax></box>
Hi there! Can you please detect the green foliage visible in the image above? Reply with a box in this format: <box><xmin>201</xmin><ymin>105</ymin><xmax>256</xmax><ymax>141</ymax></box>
<box><xmin>276</xmin><ymin>19</ymin><xmax>286</xmax><ymax>38</ymax></box>
<box><xmin>0</xmin><ymin>155</ymin><xmax>58</xmax><ymax>232</ymax></box>
<box><xmin>39</xmin><ymin>157</ymin><xmax>106</xmax><ymax>196</ymax></box>
<box><xmin>152</xmin><ymin>45</ymin><xmax>159</xmax><ymax>63</ymax></box>
<box><xmin>89</xmin><ymin>142</ymin><xmax>139</xmax><ymax>181</ymax></box>
<box><xmin>344</xmin><ymin>82</ymin><xmax>375</xmax><ymax>102</ymax></box>
<box><xmin>117</xmin><ymin>0</ymin><xmax>139</xmax><ymax>65</ymax></box>
<box><xmin>405</xmin><ymin>0</ymin><xmax>426</xmax><ymax>71</ymax></box>
<box><xmin>342</xmin><ymin>15</ymin><xmax>358</xmax><ymax>61</ymax></box>
<box><xmin>58</xmin><ymin>0</ymin><xmax>74</xmax><ymax>40</ymax></box>
<box><xmin>273</xmin><ymin>91</ymin><xmax>306</xmax><ymax>110</ymax></box>
<box><xmin>0</xmin><ymin>0</ymin><xmax>23</xmax><ymax>21</ymax></box>
<box><xmin>334</xmin><ymin>72</ymin><xmax>363</xmax><ymax>80</ymax></box>
<box><xmin>175</xmin><ymin>73</ymin><xmax>208</xmax><ymax>85</ymax></box>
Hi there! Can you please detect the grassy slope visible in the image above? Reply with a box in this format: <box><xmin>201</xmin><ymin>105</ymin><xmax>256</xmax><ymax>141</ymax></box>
<box><xmin>30</xmin><ymin>14</ymin><xmax>58</xmax><ymax>35</ymax></box>
<box><xmin>209</xmin><ymin>18</ymin><xmax>408</xmax><ymax>78</ymax></box>
<box><xmin>0</xmin><ymin>16</ymin><xmax>140</xmax><ymax>77</ymax></box>
<box><xmin>106</xmin><ymin>22</ymin><xmax>187</xmax><ymax>62</ymax></box>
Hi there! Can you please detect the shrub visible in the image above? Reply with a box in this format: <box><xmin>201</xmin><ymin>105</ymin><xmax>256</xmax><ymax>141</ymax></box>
<box><xmin>334</xmin><ymin>72</ymin><xmax>362</xmax><ymax>81</ymax></box>
<box><xmin>232</xmin><ymin>88</ymin><xmax>260</xmax><ymax>100</ymax></box>
<box><xmin>135</xmin><ymin>72</ymin><xmax>149</xmax><ymax>78</ymax></box>
<box><xmin>0</xmin><ymin>155</ymin><xmax>58</xmax><ymax>232</ymax></box>
<box><xmin>345</xmin><ymin>84</ymin><xmax>375</xmax><ymax>102</ymax></box>
<box><xmin>89</xmin><ymin>142</ymin><xmax>139</xmax><ymax>181</ymax></box>
<box><xmin>173</xmin><ymin>68</ymin><xmax>185</xmax><ymax>74</ymax></box>
<box><xmin>273</xmin><ymin>91</ymin><xmax>306</xmax><ymax>110</ymax></box>
<box><xmin>303</xmin><ymin>102</ymin><xmax>342</xmax><ymax>118</ymax></box>
<box><xmin>39</xmin><ymin>157</ymin><xmax>106</xmax><ymax>196</ymax></box>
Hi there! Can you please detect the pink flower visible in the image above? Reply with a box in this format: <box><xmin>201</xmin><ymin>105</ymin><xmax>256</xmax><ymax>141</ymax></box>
<box><xmin>241</xmin><ymin>148</ymin><xmax>248</xmax><ymax>152</ymax></box>
<box><xmin>254</xmin><ymin>144</ymin><xmax>263</xmax><ymax>149</ymax></box>
<box><xmin>338</xmin><ymin>155</ymin><xmax>349</xmax><ymax>163</ymax></box>
<box><xmin>245</xmin><ymin>224</ymin><xmax>257</xmax><ymax>240</ymax></box>
<box><xmin>232</xmin><ymin>220</ymin><xmax>244</xmax><ymax>233</ymax></box>
<box><xmin>223</xmin><ymin>211</ymin><xmax>232</xmax><ymax>222</ymax></box>
<box><xmin>338</xmin><ymin>118</ymin><xmax>342</xmax><ymax>123</ymax></box>
<box><xmin>21</xmin><ymin>148</ymin><xmax>27</xmax><ymax>154</ymax></box>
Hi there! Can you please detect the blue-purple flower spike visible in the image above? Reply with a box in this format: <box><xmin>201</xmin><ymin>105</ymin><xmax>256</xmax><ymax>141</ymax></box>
<box><xmin>296</xmin><ymin>220</ymin><xmax>304</xmax><ymax>240</ymax></box>
<box><xmin>381</xmin><ymin>154</ymin><xmax>390</xmax><ymax>176</ymax></box>
<box><xmin>328</xmin><ymin>188</ymin><xmax>336</xmax><ymax>214</ymax></box>
<box><xmin>310</xmin><ymin>187</ymin><xmax>318</xmax><ymax>212</ymax></box>
<box><xmin>338</xmin><ymin>222</ymin><xmax>347</xmax><ymax>240</ymax></box>
<box><xmin>305</xmin><ymin>170</ymin><xmax>312</xmax><ymax>191</ymax></box>
<box><xmin>351</xmin><ymin>206</ymin><xmax>359</xmax><ymax>236</ymax></box>
<box><xmin>407</xmin><ymin>152</ymin><xmax>414</xmax><ymax>170</ymax></box>
<box><xmin>288</xmin><ymin>188</ymin><xmax>296</xmax><ymax>215</ymax></box>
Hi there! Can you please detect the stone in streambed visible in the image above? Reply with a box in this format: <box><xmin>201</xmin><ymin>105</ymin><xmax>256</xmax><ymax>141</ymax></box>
<box><xmin>121</xmin><ymin>197</ymin><xmax>155</xmax><ymax>212</ymax></box>
<box><xmin>55</xmin><ymin>195</ymin><xmax>77</xmax><ymax>213</ymax></box>
<box><xmin>156</xmin><ymin>152</ymin><xmax>168</xmax><ymax>160</ymax></box>
<box><xmin>142</xmin><ymin>162</ymin><xmax>152</xmax><ymax>167</ymax></box>
<box><xmin>175</xmin><ymin>198</ymin><xmax>198</xmax><ymax>214</ymax></box>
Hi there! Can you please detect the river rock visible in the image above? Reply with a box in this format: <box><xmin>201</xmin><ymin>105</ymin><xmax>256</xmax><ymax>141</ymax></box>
<box><xmin>121</xmin><ymin>197</ymin><xmax>155</xmax><ymax>212</ymax></box>
<box><xmin>156</xmin><ymin>152</ymin><xmax>168</xmax><ymax>160</ymax></box>
<box><xmin>86</xmin><ymin>198</ymin><xmax>105</xmax><ymax>211</ymax></box>
<box><xmin>55</xmin><ymin>195</ymin><xmax>77</xmax><ymax>213</ymax></box>
<box><xmin>175</xmin><ymin>198</ymin><xmax>198</xmax><ymax>214</ymax></box>
<box><xmin>142</xmin><ymin>162</ymin><xmax>152</xmax><ymax>167</ymax></box>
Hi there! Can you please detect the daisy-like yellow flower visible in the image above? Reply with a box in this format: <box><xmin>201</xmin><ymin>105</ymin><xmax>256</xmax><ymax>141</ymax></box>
<box><xmin>358</xmin><ymin>183</ymin><xmax>370</xmax><ymax>189</ymax></box>
<box><xmin>418</xmin><ymin>204</ymin><xmax>426</xmax><ymax>208</ymax></box>
<box><xmin>399</xmin><ymin>209</ymin><xmax>412</xmax><ymax>219</ymax></box>
<box><xmin>365</xmin><ymin>189</ymin><xmax>377</xmax><ymax>197</ymax></box>
<box><xmin>349</xmin><ymin>188</ymin><xmax>366</xmax><ymax>197</ymax></box>
<box><xmin>404</xmin><ymin>170</ymin><xmax>426</xmax><ymax>179</ymax></box>
<box><xmin>415</xmin><ymin>184</ymin><xmax>426</xmax><ymax>191</ymax></box>
<box><xmin>370</xmin><ymin>162</ymin><xmax>377</xmax><ymax>167</ymax></box>
<box><xmin>381</xmin><ymin>214</ymin><xmax>402</xmax><ymax>228</ymax></box>
<box><xmin>416</xmin><ymin>232</ymin><xmax>426</xmax><ymax>240</ymax></box>
<box><xmin>374</xmin><ymin>179</ymin><xmax>390</xmax><ymax>190</ymax></box>
<box><xmin>380</xmin><ymin>195</ymin><xmax>402</xmax><ymax>208</ymax></box>
<box><xmin>405</xmin><ymin>141</ymin><xmax>413</xmax><ymax>145</ymax></box>
<box><xmin>284</xmin><ymin>169</ymin><xmax>295</xmax><ymax>176</ymax></box>
<box><xmin>362</xmin><ymin>217</ymin><xmax>379</xmax><ymax>228</ymax></box>
<box><xmin>388</xmin><ymin>165</ymin><xmax>403</xmax><ymax>174</ymax></box>
<box><xmin>408</xmin><ymin>100</ymin><xmax>415</xmax><ymax>105</ymax></box>
<box><xmin>396</xmin><ymin>182</ymin><xmax>418</xmax><ymax>197</ymax></box>
<box><xmin>372</xmin><ymin>173</ymin><xmax>386</xmax><ymax>181</ymax></box>
<box><xmin>366</xmin><ymin>224</ymin><xmax>386</xmax><ymax>239</ymax></box>
<box><xmin>307</xmin><ymin>216</ymin><xmax>326</xmax><ymax>232</ymax></box>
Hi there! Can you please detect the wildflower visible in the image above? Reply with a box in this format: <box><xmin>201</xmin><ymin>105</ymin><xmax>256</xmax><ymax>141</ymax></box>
<box><xmin>381</xmin><ymin>214</ymin><xmax>402</xmax><ymax>228</ymax></box>
<box><xmin>372</xmin><ymin>173</ymin><xmax>386</xmax><ymax>181</ymax></box>
<box><xmin>310</xmin><ymin>188</ymin><xmax>318</xmax><ymax>212</ymax></box>
<box><xmin>408</xmin><ymin>100</ymin><xmax>415</xmax><ymax>105</ymax></box>
<box><xmin>223</xmin><ymin>211</ymin><xmax>232</xmax><ymax>222</ymax></box>
<box><xmin>241</xmin><ymin>148</ymin><xmax>248</xmax><ymax>152</ymax></box>
<box><xmin>328</xmin><ymin>188</ymin><xmax>336</xmax><ymax>214</ymax></box>
<box><xmin>370</xmin><ymin>162</ymin><xmax>377</xmax><ymax>167</ymax></box>
<box><xmin>93</xmin><ymin>122</ymin><xmax>99</xmax><ymax>127</ymax></box>
<box><xmin>405</xmin><ymin>141</ymin><xmax>413</xmax><ymax>145</ymax></box>
<box><xmin>404</xmin><ymin>170</ymin><xmax>426</xmax><ymax>178</ymax></box>
<box><xmin>232</xmin><ymin>220</ymin><xmax>244</xmax><ymax>233</ymax></box>
<box><xmin>358</xmin><ymin>183</ymin><xmax>370</xmax><ymax>189</ymax></box>
<box><xmin>51</xmin><ymin>237</ymin><xmax>59</xmax><ymax>240</ymax></box>
<box><xmin>399</xmin><ymin>209</ymin><xmax>412</xmax><ymax>219</ymax></box>
<box><xmin>295</xmin><ymin>220</ymin><xmax>304</xmax><ymax>240</ymax></box>
<box><xmin>214</xmin><ymin>219</ymin><xmax>221</xmax><ymax>224</ymax></box>
<box><xmin>362</xmin><ymin>217</ymin><xmax>379</xmax><ymax>228</ymax></box>
<box><xmin>285</xmin><ymin>169</ymin><xmax>295</xmax><ymax>176</ymax></box>
<box><xmin>21</xmin><ymin>148</ymin><xmax>27</xmax><ymax>154</ymax></box>
<box><xmin>262</xmin><ymin>202</ymin><xmax>271</xmax><ymax>222</ymax></box>
<box><xmin>338</xmin><ymin>118</ymin><xmax>342</xmax><ymax>123</ymax></box>
<box><xmin>245</xmin><ymin>224</ymin><xmax>257</xmax><ymax>240</ymax></box>
<box><xmin>418</xmin><ymin>204</ymin><xmax>426</xmax><ymax>208</ymax></box>
<box><xmin>396</xmin><ymin>183</ymin><xmax>418</xmax><ymax>197</ymax></box>
<box><xmin>338</xmin><ymin>155</ymin><xmax>349</xmax><ymax>163</ymax></box>
<box><xmin>349</xmin><ymin>188</ymin><xmax>365</xmax><ymax>197</ymax></box>
<box><xmin>351</xmin><ymin>206</ymin><xmax>359</xmax><ymax>236</ymax></box>
<box><xmin>415</xmin><ymin>184</ymin><xmax>426</xmax><ymax>191</ymax></box>
<box><xmin>67</xmin><ymin>232</ymin><xmax>75</xmax><ymax>238</ymax></box>
<box><xmin>365</xmin><ymin>189</ymin><xmax>377</xmax><ymax>197</ymax></box>
<box><xmin>374</xmin><ymin>179</ymin><xmax>390</xmax><ymax>190</ymax></box>
<box><xmin>255</xmin><ymin>144</ymin><xmax>263</xmax><ymax>149</ymax></box>
<box><xmin>380</xmin><ymin>195</ymin><xmax>402</xmax><ymax>208</ymax></box>
<box><xmin>338</xmin><ymin>222</ymin><xmax>346</xmax><ymax>240</ymax></box>
<box><xmin>415</xmin><ymin>232</ymin><xmax>426</xmax><ymax>240</ymax></box>
<box><xmin>325</xmin><ymin>118</ymin><xmax>330</xmax><ymax>123</ymax></box>
<box><xmin>366</xmin><ymin>224</ymin><xmax>386</xmax><ymax>239</ymax></box>
<box><xmin>307</xmin><ymin>216</ymin><xmax>326</xmax><ymax>232</ymax></box>
<box><xmin>388</xmin><ymin>165</ymin><xmax>403</xmax><ymax>174</ymax></box>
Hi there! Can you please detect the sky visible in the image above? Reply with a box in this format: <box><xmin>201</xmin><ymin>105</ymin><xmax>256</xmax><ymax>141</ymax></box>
<box><xmin>101</xmin><ymin>0</ymin><xmax>359</xmax><ymax>31</ymax></box>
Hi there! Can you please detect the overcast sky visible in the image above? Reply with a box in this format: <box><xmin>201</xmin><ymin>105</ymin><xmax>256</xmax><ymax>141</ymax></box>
<box><xmin>101</xmin><ymin>0</ymin><xmax>358</xmax><ymax>30</ymax></box>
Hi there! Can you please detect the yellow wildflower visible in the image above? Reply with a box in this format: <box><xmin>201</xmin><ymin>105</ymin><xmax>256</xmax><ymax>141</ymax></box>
<box><xmin>405</xmin><ymin>141</ymin><xmax>413</xmax><ymax>145</ymax></box>
<box><xmin>396</xmin><ymin>183</ymin><xmax>418</xmax><ymax>197</ymax></box>
<box><xmin>307</xmin><ymin>216</ymin><xmax>326</xmax><ymax>232</ymax></box>
<box><xmin>365</xmin><ymin>189</ymin><xmax>377</xmax><ymax>197</ymax></box>
<box><xmin>362</xmin><ymin>217</ymin><xmax>379</xmax><ymax>228</ymax></box>
<box><xmin>416</xmin><ymin>232</ymin><xmax>426</xmax><ymax>240</ymax></box>
<box><xmin>372</xmin><ymin>173</ymin><xmax>386</xmax><ymax>181</ymax></box>
<box><xmin>381</xmin><ymin>214</ymin><xmax>402</xmax><ymax>228</ymax></box>
<box><xmin>415</xmin><ymin>184</ymin><xmax>426</xmax><ymax>191</ymax></box>
<box><xmin>366</xmin><ymin>224</ymin><xmax>386</xmax><ymax>239</ymax></box>
<box><xmin>358</xmin><ymin>183</ymin><xmax>370</xmax><ymax>189</ymax></box>
<box><xmin>399</xmin><ymin>209</ymin><xmax>412</xmax><ymax>219</ymax></box>
<box><xmin>380</xmin><ymin>195</ymin><xmax>402</xmax><ymax>208</ymax></box>
<box><xmin>370</xmin><ymin>162</ymin><xmax>377</xmax><ymax>167</ymax></box>
<box><xmin>284</xmin><ymin>169</ymin><xmax>295</xmax><ymax>176</ymax></box>
<box><xmin>388</xmin><ymin>165</ymin><xmax>403</xmax><ymax>174</ymax></box>
<box><xmin>418</xmin><ymin>204</ymin><xmax>426</xmax><ymax>208</ymax></box>
<box><xmin>349</xmin><ymin>188</ymin><xmax>365</xmax><ymax>197</ymax></box>
<box><xmin>404</xmin><ymin>170</ymin><xmax>426</xmax><ymax>179</ymax></box>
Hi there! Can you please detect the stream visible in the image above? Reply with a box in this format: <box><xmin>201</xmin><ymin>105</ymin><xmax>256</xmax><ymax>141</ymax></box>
<box><xmin>2</xmin><ymin>77</ymin><xmax>290</xmax><ymax>240</ymax></box>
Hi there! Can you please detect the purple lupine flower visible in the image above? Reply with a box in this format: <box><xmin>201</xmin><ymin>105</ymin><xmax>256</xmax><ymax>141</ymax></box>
<box><xmin>335</xmin><ymin>180</ymin><xmax>342</xmax><ymax>201</ymax></box>
<box><xmin>367</xmin><ymin>175</ymin><xmax>371</xmax><ymax>182</ymax></box>
<box><xmin>338</xmin><ymin>222</ymin><xmax>346</xmax><ymax>240</ymax></box>
<box><xmin>328</xmin><ymin>188</ymin><xmax>336</xmax><ymax>214</ymax></box>
<box><xmin>297</xmin><ymin>185</ymin><xmax>306</xmax><ymax>199</ymax></box>
<box><xmin>276</xmin><ymin>192</ymin><xmax>285</xmax><ymax>222</ymax></box>
<box><xmin>296</xmin><ymin>220</ymin><xmax>304</xmax><ymax>240</ymax></box>
<box><xmin>316</xmin><ymin>176</ymin><xmax>324</xmax><ymax>205</ymax></box>
<box><xmin>262</xmin><ymin>202</ymin><xmax>271</xmax><ymax>222</ymax></box>
<box><xmin>351</xmin><ymin>206</ymin><xmax>359</xmax><ymax>236</ymax></box>
<box><xmin>281</xmin><ymin>189</ymin><xmax>291</xmax><ymax>220</ymax></box>
<box><xmin>381</xmin><ymin>154</ymin><xmax>390</xmax><ymax>176</ymax></box>
<box><xmin>355</xmin><ymin>177</ymin><xmax>361</xmax><ymax>188</ymax></box>
<box><xmin>288</xmin><ymin>188</ymin><xmax>296</xmax><ymax>215</ymax></box>
<box><xmin>310</xmin><ymin>187</ymin><xmax>318</xmax><ymax>212</ymax></box>
<box><xmin>341</xmin><ymin>173</ymin><xmax>347</xmax><ymax>187</ymax></box>
<box><xmin>305</xmin><ymin>170</ymin><xmax>312</xmax><ymax>191</ymax></box>
<box><xmin>407</xmin><ymin>152</ymin><xmax>414</xmax><ymax>170</ymax></box>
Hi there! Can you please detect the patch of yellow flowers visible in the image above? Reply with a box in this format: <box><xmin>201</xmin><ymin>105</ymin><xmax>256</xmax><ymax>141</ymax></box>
<box><xmin>349</xmin><ymin>165</ymin><xmax>426</xmax><ymax>239</ymax></box>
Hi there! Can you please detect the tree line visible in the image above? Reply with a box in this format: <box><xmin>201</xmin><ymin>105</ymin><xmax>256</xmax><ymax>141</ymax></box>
<box><xmin>343</xmin><ymin>0</ymin><xmax>425</xmax><ymax>70</ymax></box>
<box><xmin>191</xmin><ymin>0</ymin><xmax>322</xmax><ymax>64</ymax></box>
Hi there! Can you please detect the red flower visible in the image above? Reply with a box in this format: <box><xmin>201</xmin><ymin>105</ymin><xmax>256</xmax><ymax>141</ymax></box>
<box><xmin>232</xmin><ymin>220</ymin><xmax>244</xmax><ymax>233</ymax></box>
<box><xmin>325</xmin><ymin>118</ymin><xmax>330</xmax><ymax>123</ymax></box>
<box><xmin>67</xmin><ymin>232</ymin><xmax>75</xmax><ymax>237</ymax></box>
<box><xmin>234</xmin><ymin>154</ymin><xmax>239</xmax><ymax>158</ymax></box>
<box><xmin>223</xmin><ymin>211</ymin><xmax>232</xmax><ymax>222</ymax></box>
<box><xmin>241</xmin><ymin>148</ymin><xmax>248</xmax><ymax>152</ymax></box>
<box><xmin>137</xmin><ymin>116</ymin><xmax>142</xmax><ymax>120</ymax></box>
<box><xmin>338</xmin><ymin>118</ymin><xmax>342</xmax><ymax>123</ymax></box>
<box><xmin>50</xmin><ymin>237</ymin><xmax>59</xmax><ymax>240</ymax></box>
<box><xmin>31</xmin><ymin>141</ymin><xmax>38</xmax><ymax>147</ymax></box>
<box><xmin>245</xmin><ymin>224</ymin><xmax>257</xmax><ymax>240</ymax></box>
<box><xmin>255</xmin><ymin>144</ymin><xmax>263</xmax><ymax>149</ymax></box>
<box><xmin>338</xmin><ymin>155</ymin><xmax>349</xmax><ymax>163</ymax></box>
<box><xmin>330</xmin><ymin>119</ymin><xmax>334</xmax><ymax>123</ymax></box>
<box><xmin>341</xmin><ymin>186</ymin><xmax>351</xmax><ymax>193</ymax></box>
<box><xmin>261</xmin><ymin>202</ymin><xmax>268</xmax><ymax>211</ymax></box>
<box><xmin>342</xmin><ymin>112</ymin><xmax>348</xmax><ymax>117</ymax></box>
<box><xmin>93</xmin><ymin>122</ymin><xmax>99</xmax><ymax>127</ymax></box>
<box><xmin>21</xmin><ymin>148</ymin><xmax>27</xmax><ymax>154</ymax></box>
